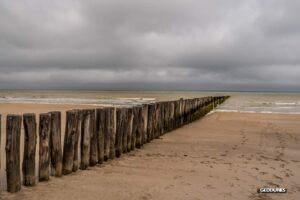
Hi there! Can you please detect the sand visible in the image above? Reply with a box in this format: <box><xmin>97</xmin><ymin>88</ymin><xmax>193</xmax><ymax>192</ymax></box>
<box><xmin>0</xmin><ymin>111</ymin><xmax>300</xmax><ymax>200</ymax></box>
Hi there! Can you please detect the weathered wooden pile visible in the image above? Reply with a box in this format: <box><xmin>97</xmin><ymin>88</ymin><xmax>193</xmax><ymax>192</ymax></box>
<box><xmin>1</xmin><ymin>96</ymin><xmax>229</xmax><ymax>193</ymax></box>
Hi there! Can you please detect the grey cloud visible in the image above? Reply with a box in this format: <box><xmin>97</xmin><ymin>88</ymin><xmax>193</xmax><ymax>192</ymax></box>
<box><xmin>0</xmin><ymin>0</ymin><xmax>300</xmax><ymax>91</ymax></box>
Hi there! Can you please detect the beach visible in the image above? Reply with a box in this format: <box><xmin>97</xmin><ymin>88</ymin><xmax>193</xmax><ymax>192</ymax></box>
<box><xmin>1</xmin><ymin>111</ymin><xmax>299</xmax><ymax>200</ymax></box>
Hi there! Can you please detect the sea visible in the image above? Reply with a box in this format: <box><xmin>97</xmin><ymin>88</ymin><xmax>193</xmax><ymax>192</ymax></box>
<box><xmin>0</xmin><ymin>90</ymin><xmax>300</xmax><ymax>114</ymax></box>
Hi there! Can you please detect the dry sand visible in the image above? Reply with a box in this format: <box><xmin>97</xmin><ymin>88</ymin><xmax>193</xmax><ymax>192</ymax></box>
<box><xmin>0</xmin><ymin>111</ymin><xmax>300</xmax><ymax>200</ymax></box>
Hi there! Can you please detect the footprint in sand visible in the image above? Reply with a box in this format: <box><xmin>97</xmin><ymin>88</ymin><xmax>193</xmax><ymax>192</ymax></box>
<box><xmin>259</xmin><ymin>171</ymin><xmax>268</xmax><ymax>175</ymax></box>
<box><xmin>266</xmin><ymin>181</ymin><xmax>280</xmax><ymax>188</ymax></box>
<box><xmin>252</xmin><ymin>167</ymin><xmax>259</xmax><ymax>171</ymax></box>
<box><xmin>273</xmin><ymin>174</ymin><xmax>283</xmax><ymax>181</ymax></box>
<box><xmin>204</xmin><ymin>184</ymin><xmax>216</xmax><ymax>189</ymax></box>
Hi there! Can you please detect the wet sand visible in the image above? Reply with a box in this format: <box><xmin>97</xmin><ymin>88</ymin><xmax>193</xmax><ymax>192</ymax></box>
<box><xmin>1</xmin><ymin>112</ymin><xmax>300</xmax><ymax>200</ymax></box>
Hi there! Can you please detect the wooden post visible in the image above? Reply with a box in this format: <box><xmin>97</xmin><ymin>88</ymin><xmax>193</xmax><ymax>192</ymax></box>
<box><xmin>22</xmin><ymin>113</ymin><xmax>37</xmax><ymax>186</ymax></box>
<box><xmin>63</xmin><ymin>110</ymin><xmax>77</xmax><ymax>174</ymax></box>
<box><xmin>39</xmin><ymin>113</ymin><xmax>51</xmax><ymax>181</ymax></box>
<box><xmin>108</xmin><ymin>107</ymin><xmax>116</xmax><ymax>160</ymax></box>
<box><xmin>173</xmin><ymin>101</ymin><xmax>178</xmax><ymax>128</ymax></box>
<box><xmin>96</xmin><ymin>108</ymin><xmax>105</xmax><ymax>164</ymax></box>
<box><xmin>160</xmin><ymin>102</ymin><xmax>165</xmax><ymax>134</ymax></box>
<box><xmin>163</xmin><ymin>102</ymin><xmax>169</xmax><ymax>133</ymax></box>
<box><xmin>127</xmin><ymin>107</ymin><xmax>133</xmax><ymax>151</ymax></box>
<box><xmin>49</xmin><ymin>111</ymin><xmax>62</xmax><ymax>177</ymax></box>
<box><xmin>147</xmin><ymin>103</ymin><xmax>155</xmax><ymax>142</ymax></box>
<box><xmin>73</xmin><ymin>110</ymin><xmax>81</xmax><ymax>172</ymax></box>
<box><xmin>89</xmin><ymin>109</ymin><xmax>98</xmax><ymax>166</ymax></box>
<box><xmin>6</xmin><ymin>115</ymin><xmax>22</xmax><ymax>192</ymax></box>
<box><xmin>141</xmin><ymin>104</ymin><xmax>148</xmax><ymax>143</ymax></box>
<box><xmin>103</xmin><ymin>107</ymin><xmax>111</xmax><ymax>161</ymax></box>
<box><xmin>80</xmin><ymin>109</ymin><xmax>91</xmax><ymax>170</ymax></box>
<box><xmin>115</xmin><ymin>107</ymin><xmax>124</xmax><ymax>157</ymax></box>
<box><xmin>155</xmin><ymin>102</ymin><xmax>161</xmax><ymax>138</ymax></box>
<box><xmin>170</xmin><ymin>101</ymin><xmax>175</xmax><ymax>130</ymax></box>
<box><xmin>133</xmin><ymin>106</ymin><xmax>143</xmax><ymax>148</ymax></box>
<box><xmin>182</xmin><ymin>98</ymin><xmax>186</xmax><ymax>124</ymax></box>
<box><xmin>122</xmin><ymin>107</ymin><xmax>129</xmax><ymax>153</ymax></box>
<box><xmin>179</xmin><ymin>98</ymin><xmax>183</xmax><ymax>126</ymax></box>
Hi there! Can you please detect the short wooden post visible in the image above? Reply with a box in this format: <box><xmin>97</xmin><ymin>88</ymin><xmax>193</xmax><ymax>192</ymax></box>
<box><xmin>115</xmin><ymin>107</ymin><xmax>124</xmax><ymax>157</ymax></box>
<box><xmin>73</xmin><ymin>110</ymin><xmax>81</xmax><ymax>172</ymax></box>
<box><xmin>163</xmin><ymin>102</ymin><xmax>169</xmax><ymax>133</ymax></box>
<box><xmin>170</xmin><ymin>101</ymin><xmax>175</xmax><ymax>130</ymax></box>
<box><xmin>6</xmin><ymin>115</ymin><xmax>22</xmax><ymax>192</ymax></box>
<box><xmin>176</xmin><ymin>100</ymin><xmax>181</xmax><ymax>127</ymax></box>
<box><xmin>103</xmin><ymin>107</ymin><xmax>111</xmax><ymax>161</ymax></box>
<box><xmin>179</xmin><ymin>99</ymin><xmax>183</xmax><ymax>126</ymax></box>
<box><xmin>63</xmin><ymin>110</ymin><xmax>77</xmax><ymax>174</ymax></box>
<box><xmin>96</xmin><ymin>108</ymin><xmax>105</xmax><ymax>164</ymax></box>
<box><xmin>89</xmin><ymin>109</ymin><xmax>98</xmax><ymax>166</ymax></box>
<box><xmin>181</xmin><ymin>99</ymin><xmax>186</xmax><ymax>125</ymax></box>
<box><xmin>80</xmin><ymin>109</ymin><xmax>91</xmax><ymax>170</ymax></box>
<box><xmin>127</xmin><ymin>107</ymin><xmax>133</xmax><ymax>151</ymax></box>
<box><xmin>22</xmin><ymin>113</ymin><xmax>37</xmax><ymax>186</ymax></box>
<box><xmin>39</xmin><ymin>113</ymin><xmax>51</xmax><ymax>181</ymax></box>
<box><xmin>49</xmin><ymin>111</ymin><xmax>62</xmax><ymax>177</ymax></box>
<box><xmin>138</xmin><ymin>106</ymin><xmax>144</xmax><ymax>146</ymax></box>
<box><xmin>122</xmin><ymin>108</ymin><xmax>129</xmax><ymax>153</ymax></box>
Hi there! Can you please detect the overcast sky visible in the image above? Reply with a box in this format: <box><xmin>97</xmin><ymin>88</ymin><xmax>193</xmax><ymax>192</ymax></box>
<box><xmin>0</xmin><ymin>0</ymin><xmax>299</xmax><ymax>91</ymax></box>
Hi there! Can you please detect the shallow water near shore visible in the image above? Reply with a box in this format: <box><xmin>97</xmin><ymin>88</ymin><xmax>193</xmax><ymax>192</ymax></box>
<box><xmin>0</xmin><ymin>90</ymin><xmax>300</xmax><ymax>114</ymax></box>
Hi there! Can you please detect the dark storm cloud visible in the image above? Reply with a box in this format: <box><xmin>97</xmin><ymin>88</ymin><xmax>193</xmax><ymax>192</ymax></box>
<box><xmin>0</xmin><ymin>0</ymin><xmax>300</xmax><ymax>91</ymax></box>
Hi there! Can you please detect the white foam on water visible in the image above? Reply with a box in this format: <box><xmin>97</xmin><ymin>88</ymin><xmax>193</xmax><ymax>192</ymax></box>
<box><xmin>0</xmin><ymin>97</ymin><xmax>156</xmax><ymax>106</ymax></box>
<box><xmin>275</xmin><ymin>102</ymin><xmax>297</xmax><ymax>105</ymax></box>
<box><xmin>215</xmin><ymin>109</ymin><xmax>300</xmax><ymax>115</ymax></box>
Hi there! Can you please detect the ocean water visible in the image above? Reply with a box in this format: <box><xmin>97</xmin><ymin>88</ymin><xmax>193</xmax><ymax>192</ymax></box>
<box><xmin>0</xmin><ymin>90</ymin><xmax>300</xmax><ymax>113</ymax></box>
<box><xmin>216</xmin><ymin>92</ymin><xmax>300</xmax><ymax>114</ymax></box>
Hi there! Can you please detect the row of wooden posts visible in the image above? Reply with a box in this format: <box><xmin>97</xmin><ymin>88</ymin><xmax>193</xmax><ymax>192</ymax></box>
<box><xmin>1</xmin><ymin>96</ymin><xmax>229</xmax><ymax>193</ymax></box>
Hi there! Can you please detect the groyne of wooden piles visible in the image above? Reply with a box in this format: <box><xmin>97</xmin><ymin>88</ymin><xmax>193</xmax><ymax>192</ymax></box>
<box><xmin>1</xmin><ymin>96</ymin><xmax>229</xmax><ymax>193</ymax></box>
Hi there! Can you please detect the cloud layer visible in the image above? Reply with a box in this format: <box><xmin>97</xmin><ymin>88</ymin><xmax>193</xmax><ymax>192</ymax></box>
<box><xmin>1</xmin><ymin>0</ymin><xmax>300</xmax><ymax>91</ymax></box>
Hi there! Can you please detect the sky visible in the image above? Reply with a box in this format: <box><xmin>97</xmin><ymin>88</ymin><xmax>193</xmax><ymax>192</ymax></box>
<box><xmin>0</xmin><ymin>0</ymin><xmax>300</xmax><ymax>91</ymax></box>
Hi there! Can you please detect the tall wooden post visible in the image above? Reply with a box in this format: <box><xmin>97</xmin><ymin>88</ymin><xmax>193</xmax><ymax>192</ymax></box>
<box><xmin>115</xmin><ymin>107</ymin><xmax>124</xmax><ymax>157</ymax></box>
<box><xmin>6</xmin><ymin>115</ymin><xmax>22</xmax><ymax>192</ymax></box>
<box><xmin>39</xmin><ymin>113</ymin><xmax>51</xmax><ymax>182</ymax></box>
<box><xmin>22</xmin><ymin>113</ymin><xmax>37</xmax><ymax>186</ymax></box>
<box><xmin>89</xmin><ymin>109</ymin><xmax>98</xmax><ymax>166</ymax></box>
<box><xmin>73</xmin><ymin>110</ymin><xmax>81</xmax><ymax>172</ymax></box>
<box><xmin>147</xmin><ymin>103</ymin><xmax>155</xmax><ymax>142</ymax></box>
<box><xmin>103</xmin><ymin>107</ymin><xmax>111</xmax><ymax>161</ymax></box>
<box><xmin>133</xmin><ymin>106</ymin><xmax>143</xmax><ymax>148</ymax></box>
<box><xmin>96</xmin><ymin>108</ymin><xmax>105</xmax><ymax>164</ymax></box>
<box><xmin>49</xmin><ymin>111</ymin><xmax>62</xmax><ymax>177</ymax></box>
<box><xmin>63</xmin><ymin>110</ymin><xmax>77</xmax><ymax>174</ymax></box>
<box><xmin>142</xmin><ymin>104</ymin><xmax>148</xmax><ymax>143</ymax></box>
<box><xmin>138</xmin><ymin>108</ymin><xmax>144</xmax><ymax>146</ymax></box>
<box><xmin>80</xmin><ymin>109</ymin><xmax>91</xmax><ymax>170</ymax></box>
